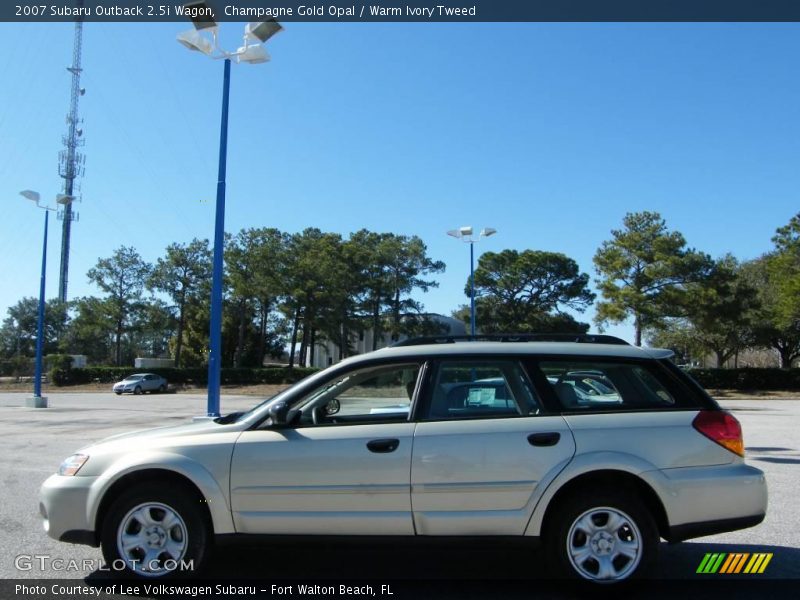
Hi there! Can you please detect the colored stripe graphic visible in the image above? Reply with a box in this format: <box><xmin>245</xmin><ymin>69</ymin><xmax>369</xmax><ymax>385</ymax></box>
<box><xmin>697</xmin><ymin>552</ymin><xmax>773</xmax><ymax>574</ymax></box>
<box><xmin>696</xmin><ymin>553</ymin><xmax>714</xmax><ymax>573</ymax></box>
<box><xmin>743</xmin><ymin>553</ymin><xmax>773</xmax><ymax>574</ymax></box>
<box><xmin>732</xmin><ymin>553</ymin><xmax>749</xmax><ymax>573</ymax></box>
<box><xmin>719</xmin><ymin>554</ymin><xmax>736</xmax><ymax>574</ymax></box>
<box><xmin>697</xmin><ymin>553</ymin><xmax>727</xmax><ymax>573</ymax></box>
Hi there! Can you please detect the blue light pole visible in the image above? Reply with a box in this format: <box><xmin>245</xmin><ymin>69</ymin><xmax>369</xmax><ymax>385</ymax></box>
<box><xmin>469</xmin><ymin>241</ymin><xmax>475</xmax><ymax>336</ymax></box>
<box><xmin>20</xmin><ymin>190</ymin><xmax>56</xmax><ymax>408</ymax></box>
<box><xmin>176</xmin><ymin>7</ymin><xmax>283</xmax><ymax>417</ymax></box>
<box><xmin>206</xmin><ymin>58</ymin><xmax>231</xmax><ymax>418</ymax></box>
<box><xmin>447</xmin><ymin>226</ymin><xmax>498</xmax><ymax>337</ymax></box>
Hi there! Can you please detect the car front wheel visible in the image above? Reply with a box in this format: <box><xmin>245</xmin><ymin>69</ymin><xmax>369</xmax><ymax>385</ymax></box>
<box><xmin>545</xmin><ymin>488</ymin><xmax>657</xmax><ymax>582</ymax></box>
<box><xmin>101</xmin><ymin>483</ymin><xmax>210</xmax><ymax>579</ymax></box>
<box><xmin>133</xmin><ymin>386</ymin><xmax>142</xmax><ymax>395</ymax></box>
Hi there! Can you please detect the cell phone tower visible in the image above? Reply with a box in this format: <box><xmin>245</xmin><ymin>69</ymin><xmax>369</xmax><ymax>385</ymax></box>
<box><xmin>57</xmin><ymin>0</ymin><xmax>86</xmax><ymax>303</ymax></box>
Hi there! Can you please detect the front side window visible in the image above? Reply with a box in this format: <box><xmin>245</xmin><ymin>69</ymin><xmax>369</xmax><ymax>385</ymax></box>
<box><xmin>425</xmin><ymin>360</ymin><xmax>541</xmax><ymax>420</ymax></box>
<box><xmin>539</xmin><ymin>360</ymin><xmax>678</xmax><ymax>411</ymax></box>
<box><xmin>295</xmin><ymin>363</ymin><xmax>421</xmax><ymax>426</ymax></box>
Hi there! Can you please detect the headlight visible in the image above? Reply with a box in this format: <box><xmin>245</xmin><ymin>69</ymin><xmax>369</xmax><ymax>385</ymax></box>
<box><xmin>58</xmin><ymin>454</ymin><xmax>89</xmax><ymax>476</ymax></box>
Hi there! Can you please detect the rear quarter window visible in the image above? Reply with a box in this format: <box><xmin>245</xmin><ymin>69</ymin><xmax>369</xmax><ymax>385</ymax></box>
<box><xmin>535</xmin><ymin>359</ymin><xmax>701</xmax><ymax>412</ymax></box>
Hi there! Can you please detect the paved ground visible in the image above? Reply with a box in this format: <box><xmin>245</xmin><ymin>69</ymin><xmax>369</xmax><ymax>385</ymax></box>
<box><xmin>0</xmin><ymin>392</ymin><xmax>797</xmax><ymax>586</ymax></box>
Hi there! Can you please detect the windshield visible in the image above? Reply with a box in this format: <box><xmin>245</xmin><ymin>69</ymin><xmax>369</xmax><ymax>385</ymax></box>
<box><xmin>124</xmin><ymin>376</ymin><xmax>143</xmax><ymax>381</ymax></box>
<box><xmin>226</xmin><ymin>367</ymin><xmax>336</xmax><ymax>423</ymax></box>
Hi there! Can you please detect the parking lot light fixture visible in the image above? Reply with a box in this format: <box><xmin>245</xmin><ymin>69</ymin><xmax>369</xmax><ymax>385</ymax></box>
<box><xmin>245</xmin><ymin>19</ymin><xmax>283</xmax><ymax>44</ymax></box>
<box><xmin>177</xmin><ymin>29</ymin><xmax>214</xmax><ymax>55</ymax></box>
<box><xmin>20</xmin><ymin>190</ymin><xmax>57</xmax><ymax>408</ymax></box>
<box><xmin>177</xmin><ymin>5</ymin><xmax>282</xmax><ymax>418</ymax></box>
<box><xmin>447</xmin><ymin>226</ymin><xmax>498</xmax><ymax>337</ymax></box>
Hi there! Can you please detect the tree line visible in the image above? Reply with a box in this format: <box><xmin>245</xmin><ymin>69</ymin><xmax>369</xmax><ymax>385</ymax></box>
<box><xmin>455</xmin><ymin>211</ymin><xmax>800</xmax><ymax>367</ymax></box>
<box><xmin>2</xmin><ymin>211</ymin><xmax>800</xmax><ymax>371</ymax></box>
<box><xmin>0</xmin><ymin>228</ymin><xmax>446</xmax><ymax>369</ymax></box>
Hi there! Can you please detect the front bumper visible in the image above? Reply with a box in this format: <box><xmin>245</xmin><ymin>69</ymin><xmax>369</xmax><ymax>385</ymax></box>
<box><xmin>39</xmin><ymin>473</ymin><xmax>99</xmax><ymax>547</ymax></box>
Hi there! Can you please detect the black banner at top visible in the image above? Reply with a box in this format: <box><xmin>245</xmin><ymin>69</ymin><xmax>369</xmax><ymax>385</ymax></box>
<box><xmin>6</xmin><ymin>0</ymin><xmax>800</xmax><ymax>23</ymax></box>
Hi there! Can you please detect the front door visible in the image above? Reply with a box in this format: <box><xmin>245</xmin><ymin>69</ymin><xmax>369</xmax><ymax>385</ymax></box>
<box><xmin>230</xmin><ymin>362</ymin><xmax>422</xmax><ymax>535</ymax></box>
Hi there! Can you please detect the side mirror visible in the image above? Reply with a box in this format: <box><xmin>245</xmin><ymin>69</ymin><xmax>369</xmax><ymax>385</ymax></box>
<box><xmin>268</xmin><ymin>401</ymin><xmax>290</xmax><ymax>426</ymax></box>
<box><xmin>323</xmin><ymin>398</ymin><xmax>341</xmax><ymax>416</ymax></box>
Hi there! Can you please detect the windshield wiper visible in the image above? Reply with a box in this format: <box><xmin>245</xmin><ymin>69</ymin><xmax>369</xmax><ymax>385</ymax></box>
<box><xmin>214</xmin><ymin>411</ymin><xmax>244</xmax><ymax>424</ymax></box>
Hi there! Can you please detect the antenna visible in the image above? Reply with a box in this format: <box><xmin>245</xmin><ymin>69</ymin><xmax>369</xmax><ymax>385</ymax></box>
<box><xmin>57</xmin><ymin>0</ymin><xmax>86</xmax><ymax>303</ymax></box>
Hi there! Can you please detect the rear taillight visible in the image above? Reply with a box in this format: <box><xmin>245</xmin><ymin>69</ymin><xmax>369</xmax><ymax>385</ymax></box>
<box><xmin>692</xmin><ymin>410</ymin><xmax>745</xmax><ymax>457</ymax></box>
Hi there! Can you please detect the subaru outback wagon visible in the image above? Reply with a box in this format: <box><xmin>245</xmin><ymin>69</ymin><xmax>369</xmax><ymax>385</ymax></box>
<box><xmin>39</xmin><ymin>335</ymin><xmax>767</xmax><ymax>582</ymax></box>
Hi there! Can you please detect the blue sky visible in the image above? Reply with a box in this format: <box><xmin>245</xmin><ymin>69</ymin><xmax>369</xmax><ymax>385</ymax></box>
<box><xmin>1</xmin><ymin>22</ymin><xmax>799</xmax><ymax>344</ymax></box>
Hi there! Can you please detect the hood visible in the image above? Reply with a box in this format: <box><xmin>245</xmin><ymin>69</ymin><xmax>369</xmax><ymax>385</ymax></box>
<box><xmin>80</xmin><ymin>419</ymin><xmax>231</xmax><ymax>452</ymax></box>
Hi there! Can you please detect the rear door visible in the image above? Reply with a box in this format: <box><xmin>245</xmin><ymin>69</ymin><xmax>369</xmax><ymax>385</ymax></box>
<box><xmin>411</xmin><ymin>358</ymin><xmax>575</xmax><ymax>536</ymax></box>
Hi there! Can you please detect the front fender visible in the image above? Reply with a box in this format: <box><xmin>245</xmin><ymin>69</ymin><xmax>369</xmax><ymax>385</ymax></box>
<box><xmin>86</xmin><ymin>451</ymin><xmax>236</xmax><ymax>535</ymax></box>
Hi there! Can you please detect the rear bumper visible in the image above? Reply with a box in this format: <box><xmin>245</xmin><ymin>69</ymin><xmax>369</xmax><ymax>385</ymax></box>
<box><xmin>641</xmin><ymin>462</ymin><xmax>767</xmax><ymax>541</ymax></box>
<box><xmin>667</xmin><ymin>513</ymin><xmax>765</xmax><ymax>543</ymax></box>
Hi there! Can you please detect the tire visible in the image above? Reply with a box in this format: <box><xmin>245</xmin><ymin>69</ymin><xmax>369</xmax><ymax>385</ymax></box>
<box><xmin>544</xmin><ymin>487</ymin><xmax>657</xmax><ymax>583</ymax></box>
<box><xmin>158</xmin><ymin>384</ymin><xmax>166</xmax><ymax>393</ymax></box>
<box><xmin>114</xmin><ymin>392</ymin><xmax>122</xmax><ymax>395</ymax></box>
<box><xmin>101</xmin><ymin>482</ymin><xmax>210</xmax><ymax>579</ymax></box>
<box><xmin>133</xmin><ymin>386</ymin><xmax>142</xmax><ymax>395</ymax></box>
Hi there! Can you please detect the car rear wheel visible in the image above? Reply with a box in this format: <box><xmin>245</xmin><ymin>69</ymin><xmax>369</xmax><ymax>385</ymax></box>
<box><xmin>158</xmin><ymin>384</ymin><xmax>166</xmax><ymax>393</ymax></box>
<box><xmin>101</xmin><ymin>482</ymin><xmax>209</xmax><ymax>579</ymax></box>
<box><xmin>544</xmin><ymin>487</ymin><xmax>657</xmax><ymax>582</ymax></box>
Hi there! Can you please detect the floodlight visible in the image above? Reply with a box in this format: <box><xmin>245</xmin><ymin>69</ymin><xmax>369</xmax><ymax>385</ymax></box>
<box><xmin>446</xmin><ymin>229</ymin><xmax>462</xmax><ymax>239</ymax></box>
<box><xmin>459</xmin><ymin>226</ymin><xmax>473</xmax><ymax>236</ymax></box>
<box><xmin>177</xmin><ymin>29</ymin><xmax>214</xmax><ymax>55</ymax></box>
<box><xmin>184</xmin><ymin>1</ymin><xmax>217</xmax><ymax>30</ymax></box>
<box><xmin>481</xmin><ymin>227</ymin><xmax>497</xmax><ymax>237</ymax></box>
<box><xmin>245</xmin><ymin>19</ymin><xmax>283</xmax><ymax>43</ymax></box>
<box><xmin>20</xmin><ymin>190</ymin><xmax>40</xmax><ymax>203</ymax></box>
<box><xmin>236</xmin><ymin>44</ymin><xmax>270</xmax><ymax>64</ymax></box>
<box><xmin>56</xmin><ymin>194</ymin><xmax>74</xmax><ymax>205</ymax></box>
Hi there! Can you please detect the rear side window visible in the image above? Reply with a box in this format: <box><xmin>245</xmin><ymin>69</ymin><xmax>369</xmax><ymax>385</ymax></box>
<box><xmin>538</xmin><ymin>360</ymin><xmax>683</xmax><ymax>411</ymax></box>
<box><xmin>425</xmin><ymin>360</ymin><xmax>541</xmax><ymax>420</ymax></box>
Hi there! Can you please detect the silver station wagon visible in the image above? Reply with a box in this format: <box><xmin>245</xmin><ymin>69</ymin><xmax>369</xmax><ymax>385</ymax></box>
<box><xmin>40</xmin><ymin>335</ymin><xmax>767</xmax><ymax>582</ymax></box>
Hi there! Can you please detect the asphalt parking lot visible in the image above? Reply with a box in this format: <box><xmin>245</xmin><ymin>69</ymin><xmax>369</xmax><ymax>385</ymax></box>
<box><xmin>0</xmin><ymin>391</ymin><xmax>798</xmax><ymax>589</ymax></box>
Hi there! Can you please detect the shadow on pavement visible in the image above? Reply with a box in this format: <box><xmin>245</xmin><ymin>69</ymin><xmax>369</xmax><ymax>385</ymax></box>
<box><xmin>74</xmin><ymin>539</ymin><xmax>800</xmax><ymax>599</ymax></box>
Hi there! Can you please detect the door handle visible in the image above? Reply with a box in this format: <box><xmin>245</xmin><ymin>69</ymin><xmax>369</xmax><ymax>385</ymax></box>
<box><xmin>528</xmin><ymin>432</ymin><xmax>560</xmax><ymax>447</ymax></box>
<box><xmin>367</xmin><ymin>438</ymin><xmax>400</xmax><ymax>453</ymax></box>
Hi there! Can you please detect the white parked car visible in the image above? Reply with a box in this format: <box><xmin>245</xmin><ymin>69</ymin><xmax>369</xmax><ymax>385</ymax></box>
<box><xmin>112</xmin><ymin>373</ymin><xmax>168</xmax><ymax>395</ymax></box>
<box><xmin>41</xmin><ymin>335</ymin><xmax>766</xmax><ymax>582</ymax></box>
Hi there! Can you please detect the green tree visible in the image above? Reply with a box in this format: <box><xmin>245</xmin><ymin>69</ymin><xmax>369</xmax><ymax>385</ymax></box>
<box><xmin>132</xmin><ymin>299</ymin><xmax>176</xmax><ymax>360</ymax></box>
<box><xmin>282</xmin><ymin>229</ymin><xmax>352</xmax><ymax>367</ymax></box>
<box><xmin>0</xmin><ymin>298</ymin><xmax>68</xmax><ymax>358</ymax></box>
<box><xmin>59</xmin><ymin>296</ymin><xmax>115</xmax><ymax>364</ymax></box>
<box><xmin>148</xmin><ymin>239</ymin><xmax>211</xmax><ymax>367</ymax></box>
<box><xmin>647</xmin><ymin>323</ymin><xmax>706</xmax><ymax>367</ymax></box>
<box><xmin>593</xmin><ymin>211</ymin><xmax>712</xmax><ymax>346</ymax></box>
<box><xmin>654</xmin><ymin>256</ymin><xmax>759</xmax><ymax>367</ymax></box>
<box><xmin>466</xmin><ymin>249</ymin><xmax>594</xmax><ymax>334</ymax></box>
<box><xmin>225</xmin><ymin>229</ymin><xmax>289</xmax><ymax>367</ymax></box>
<box><xmin>87</xmin><ymin>246</ymin><xmax>151</xmax><ymax>366</ymax></box>
<box><xmin>768</xmin><ymin>212</ymin><xmax>800</xmax><ymax>328</ymax></box>
<box><xmin>347</xmin><ymin>231</ymin><xmax>446</xmax><ymax>349</ymax></box>
<box><xmin>742</xmin><ymin>254</ymin><xmax>800</xmax><ymax>368</ymax></box>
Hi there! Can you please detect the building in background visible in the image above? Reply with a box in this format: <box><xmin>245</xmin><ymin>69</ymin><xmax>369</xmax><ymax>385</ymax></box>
<box><xmin>305</xmin><ymin>313</ymin><xmax>466</xmax><ymax>369</ymax></box>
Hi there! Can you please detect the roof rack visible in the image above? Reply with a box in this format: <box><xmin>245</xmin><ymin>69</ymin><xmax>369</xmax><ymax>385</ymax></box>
<box><xmin>391</xmin><ymin>334</ymin><xmax>630</xmax><ymax>347</ymax></box>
